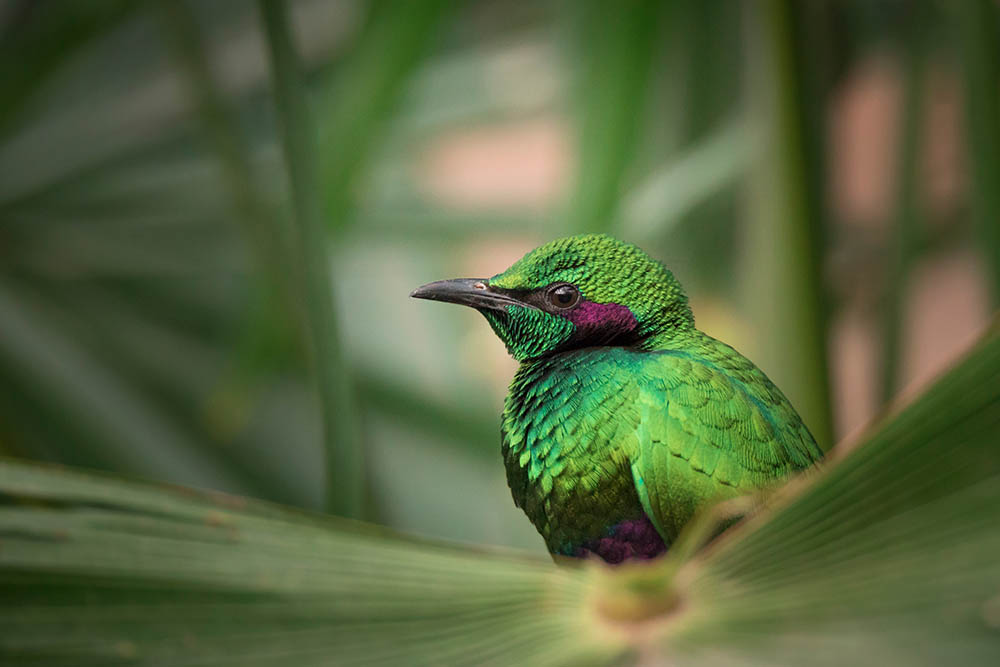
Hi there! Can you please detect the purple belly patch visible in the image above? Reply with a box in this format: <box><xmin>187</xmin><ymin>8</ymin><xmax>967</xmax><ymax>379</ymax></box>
<box><xmin>572</xmin><ymin>515</ymin><xmax>667</xmax><ymax>564</ymax></box>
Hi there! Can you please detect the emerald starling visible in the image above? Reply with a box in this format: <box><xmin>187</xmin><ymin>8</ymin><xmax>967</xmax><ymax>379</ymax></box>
<box><xmin>412</xmin><ymin>235</ymin><xmax>822</xmax><ymax>563</ymax></box>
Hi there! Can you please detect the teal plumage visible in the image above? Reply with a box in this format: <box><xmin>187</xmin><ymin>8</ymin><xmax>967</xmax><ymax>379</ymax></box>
<box><xmin>412</xmin><ymin>234</ymin><xmax>823</xmax><ymax>562</ymax></box>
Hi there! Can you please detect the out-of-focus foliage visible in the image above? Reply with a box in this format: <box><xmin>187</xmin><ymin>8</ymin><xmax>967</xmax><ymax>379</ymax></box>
<box><xmin>1</xmin><ymin>321</ymin><xmax>998</xmax><ymax>665</ymax></box>
<box><xmin>0</xmin><ymin>1</ymin><xmax>998</xmax><ymax>656</ymax></box>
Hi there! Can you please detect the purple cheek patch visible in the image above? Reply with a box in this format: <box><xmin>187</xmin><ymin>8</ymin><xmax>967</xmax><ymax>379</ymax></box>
<box><xmin>566</xmin><ymin>301</ymin><xmax>638</xmax><ymax>341</ymax></box>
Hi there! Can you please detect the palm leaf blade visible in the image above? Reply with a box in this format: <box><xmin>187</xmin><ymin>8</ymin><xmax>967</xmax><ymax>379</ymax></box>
<box><xmin>1</xmin><ymin>326</ymin><xmax>998</xmax><ymax>665</ymax></box>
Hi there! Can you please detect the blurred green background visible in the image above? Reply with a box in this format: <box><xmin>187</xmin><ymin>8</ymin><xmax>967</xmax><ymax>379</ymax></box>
<box><xmin>0</xmin><ymin>0</ymin><xmax>996</xmax><ymax>557</ymax></box>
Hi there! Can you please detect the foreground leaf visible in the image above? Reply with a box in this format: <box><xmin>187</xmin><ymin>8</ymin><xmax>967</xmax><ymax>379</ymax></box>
<box><xmin>0</xmin><ymin>462</ymin><xmax>618</xmax><ymax>666</ymax></box>
<box><xmin>0</xmin><ymin>324</ymin><xmax>998</xmax><ymax>665</ymax></box>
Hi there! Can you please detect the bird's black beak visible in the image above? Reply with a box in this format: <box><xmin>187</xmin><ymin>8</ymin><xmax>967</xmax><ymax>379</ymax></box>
<box><xmin>410</xmin><ymin>278</ymin><xmax>530</xmax><ymax>312</ymax></box>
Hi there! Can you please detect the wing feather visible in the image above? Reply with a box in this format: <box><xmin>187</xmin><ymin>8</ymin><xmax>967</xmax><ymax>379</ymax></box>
<box><xmin>630</xmin><ymin>351</ymin><xmax>822</xmax><ymax>544</ymax></box>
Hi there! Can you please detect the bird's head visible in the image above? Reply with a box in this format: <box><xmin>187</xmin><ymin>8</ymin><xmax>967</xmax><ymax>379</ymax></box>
<box><xmin>411</xmin><ymin>234</ymin><xmax>694</xmax><ymax>361</ymax></box>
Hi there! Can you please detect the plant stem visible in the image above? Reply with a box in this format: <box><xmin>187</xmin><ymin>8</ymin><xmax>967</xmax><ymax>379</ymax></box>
<box><xmin>259</xmin><ymin>0</ymin><xmax>363</xmax><ymax>518</ymax></box>
<box><xmin>155</xmin><ymin>0</ymin><xmax>295</xmax><ymax>311</ymax></box>
<box><xmin>742</xmin><ymin>0</ymin><xmax>833</xmax><ymax>449</ymax></box>
<box><xmin>882</xmin><ymin>4</ymin><xmax>929</xmax><ymax>405</ymax></box>
<box><xmin>955</xmin><ymin>0</ymin><xmax>1000</xmax><ymax>306</ymax></box>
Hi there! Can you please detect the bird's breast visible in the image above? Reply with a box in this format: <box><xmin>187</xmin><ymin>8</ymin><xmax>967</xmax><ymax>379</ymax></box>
<box><xmin>501</xmin><ymin>351</ymin><xmax>660</xmax><ymax>558</ymax></box>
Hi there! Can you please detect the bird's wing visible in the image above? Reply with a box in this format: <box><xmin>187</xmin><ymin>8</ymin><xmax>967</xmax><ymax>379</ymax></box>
<box><xmin>628</xmin><ymin>350</ymin><xmax>822</xmax><ymax>544</ymax></box>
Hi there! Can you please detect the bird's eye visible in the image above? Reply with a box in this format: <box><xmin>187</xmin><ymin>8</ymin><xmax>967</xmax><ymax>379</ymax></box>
<box><xmin>545</xmin><ymin>283</ymin><xmax>580</xmax><ymax>310</ymax></box>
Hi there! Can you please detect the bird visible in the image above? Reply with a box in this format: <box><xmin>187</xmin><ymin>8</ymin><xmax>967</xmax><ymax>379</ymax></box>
<box><xmin>411</xmin><ymin>234</ymin><xmax>823</xmax><ymax>564</ymax></box>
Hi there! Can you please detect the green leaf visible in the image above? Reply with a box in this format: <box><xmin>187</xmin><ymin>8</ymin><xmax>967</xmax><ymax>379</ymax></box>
<box><xmin>0</xmin><ymin>460</ymin><xmax>620</xmax><ymax>666</ymax></box>
<box><xmin>565</xmin><ymin>0</ymin><xmax>665</xmax><ymax>234</ymax></box>
<box><xmin>618</xmin><ymin>118</ymin><xmax>752</xmax><ymax>242</ymax></box>
<box><xmin>319</xmin><ymin>0</ymin><xmax>453</xmax><ymax>228</ymax></box>
<box><xmin>0</xmin><ymin>281</ymin><xmax>251</xmax><ymax>493</ymax></box>
<box><xmin>2</xmin><ymin>323</ymin><xmax>998</xmax><ymax>665</ymax></box>
<box><xmin>0</xmin><ymin>0</ymin><xmax>138</xmax><ymax>140</ymax></box>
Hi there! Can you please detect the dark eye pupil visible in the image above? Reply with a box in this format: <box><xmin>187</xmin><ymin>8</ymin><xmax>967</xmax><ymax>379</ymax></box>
<box><xmin>548</xmin><ymin>284</ymin><xmax>578</xmax><ymax>308</ymax></box>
